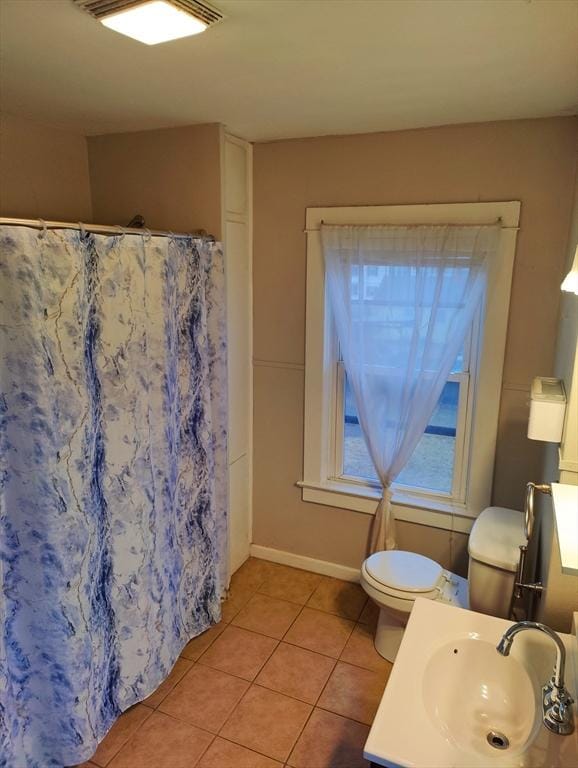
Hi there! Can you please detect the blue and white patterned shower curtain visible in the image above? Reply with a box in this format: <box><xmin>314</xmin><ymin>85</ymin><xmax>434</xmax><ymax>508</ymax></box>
<box><xmin>0</xmin><ymin>225</ymin><xmax>228</xmax><ymax>767</ymax></box>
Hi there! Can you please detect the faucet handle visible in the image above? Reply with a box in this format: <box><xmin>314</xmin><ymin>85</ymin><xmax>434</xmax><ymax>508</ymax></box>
<box><xmin>543</xmin><ymin>682</ymin><xmax>575</xmax><ymax>736</ymax></box>
<box><xmin>559</xmin><ymin>694</ymin><xmax>575</xmax><ymax>726</ymax></box>
<box><xmin>546</xmin><ymin>682</ymin><xmax>574</xmax><ymax>706</ymax></box>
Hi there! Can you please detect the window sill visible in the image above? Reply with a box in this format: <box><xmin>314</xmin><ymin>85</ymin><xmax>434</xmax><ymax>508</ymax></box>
<box><xmin>296</xmin><ymin>479</ymin><xmax>476</xmax><ymax>534</ymax></box>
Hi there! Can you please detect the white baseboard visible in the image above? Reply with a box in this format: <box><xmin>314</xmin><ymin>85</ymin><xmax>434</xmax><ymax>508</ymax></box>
<box><xmin>250</xmin><ymin>544</ymin><xmax>361</xmax><ymax>583</ymax></box>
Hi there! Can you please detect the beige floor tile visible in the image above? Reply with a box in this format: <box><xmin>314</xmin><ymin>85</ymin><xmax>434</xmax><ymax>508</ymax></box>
<box><xmin>231</xmin><ymin>558</ymin><xmax>281</xmax><ymax>593</ymax></box>
<box><xmin>221</xmin><ymin>686</ymin><xmax>312</xmax><ymax>763</ymax></box>
<box><xmin>307</xmin><ymin>578</ymin><xmax>367</xmax><ymax>621</ymax></box>
<box><xmin>258</xmin><ymin>565</ymin><xmax>322</xmax><ymax>605</ymax></box>
<box><xmin>287</xmin><ymin>708</ymin><xmax>370</xmax><ymax>768</ymax></box>
<box><xmin>284</xmin><ymin>608</ymin><xmax>354</xmax><ymax>659</ymax></box>
<box><xmin>199</xmin><ymin>737</ymin><xmax>283</xmax><ymax>768</ymax></box>
<box><xmin>159</xmin><ymin>664</ymin><xmax>249</xmax><ymax>733</ymax></box>
<box><xmin>180</xmin><ymin>622</ymin><xmax>226</xmax><ymax>661</ymax></box>
<box><xmin>143</xmin><ymin>658</ymin><xmax>193</xmax><ymax>708</ymax></box>
<box><xmin>108</xmin><ymin>711</ymin><xmax>213</xmax><ymax>768</ymax></box>
<box><xmin>91</xmin><ymin>704</ymin><xmax>153</xmax><ymax>767</ymax></box>
<box><xmin>339</xmin><ymin>624</ymin><xmax>393</xmax><ymax>675</ymax></box>
<box><xmin>317</xmin><ymin>662</ymin><xmax>388</xmax><ymax>725</ymax></box>
<box><xmin>198</xmin><ymin>625</ymin><xmax>278</xmax><ymax>680</ymax></box>
<box><xmin>232</xmin><ymin>594</ymin><xmax>302</xmax><ymax>639</ymax></box>
<box><xmin>256</xmin><ymin>642</ymin><xmax>335</xmax><ymax>704</ymax></box>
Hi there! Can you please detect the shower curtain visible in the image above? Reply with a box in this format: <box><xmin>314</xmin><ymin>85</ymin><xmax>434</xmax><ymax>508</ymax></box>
<box><xmin>0</xmin><ymin>225</ymin><xmax>228</xmax><ymax>767</ymax></box>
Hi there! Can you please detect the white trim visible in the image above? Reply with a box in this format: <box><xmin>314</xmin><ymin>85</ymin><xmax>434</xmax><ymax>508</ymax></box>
<box><xmin>250</xmin><ymin>544</ymin><xmax>361</xmax><ymax>582</ymax></box>
<box><xmin>222</xmin><ymin>131</ymin><xmax>253</xmax><ymax>575</ymax></box>
<box><xmin>558</xmin><ymin>448</ymin><xmax>578</xmax><ymax>474</ymax></box>
<box><xmin>302</xmin><ymin>201</ymin><xmax>521</xmax><ymax>525</ymax></box>
<box><xmin>297</xmin><ymin>480</ymin><xmax>475</xmax><ymax>533</ymax></box>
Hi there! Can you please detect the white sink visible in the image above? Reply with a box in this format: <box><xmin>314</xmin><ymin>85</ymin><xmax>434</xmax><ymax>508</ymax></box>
<box><xmin>423</xmin><ymin>636</ymin><xmax>537</xmax><ymax>756</ymax></box>
<box><xmin>364</xmin><ymin>599</ymin><xmax>578</xmax><ymax>767</ymax></box>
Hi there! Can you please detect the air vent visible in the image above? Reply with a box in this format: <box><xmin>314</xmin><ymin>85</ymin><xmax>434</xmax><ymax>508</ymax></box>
<box><xmin>74</xmin><ymin>0</ymin><xmax>223</xmax><ymax>27</ymax></box>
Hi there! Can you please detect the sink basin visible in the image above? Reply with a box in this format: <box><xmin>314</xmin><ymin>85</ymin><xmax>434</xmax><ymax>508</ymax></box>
<box><xmin>423</xmin><ymin>637</ymin><xmax>537</xmax><ymax>758</ymax></box>
<box><xmin>364</xmin><ymin>599</ymin><xmax>578</xmax><ymax>767</ymax></box>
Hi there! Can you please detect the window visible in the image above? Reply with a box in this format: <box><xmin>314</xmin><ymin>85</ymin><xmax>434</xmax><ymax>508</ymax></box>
<box><xmin>333</xmin><ymin>258</ymin><xmax>478</xmax><ymax>500</ymax></box>
<box><xmin>300</xmin><ymin>202</ymin><xmax>520</xmax><ymax>532</ymax></box>
<box><xmin>339</xmin><ymin>358</ymin><xmax>467</xmax><ymax>495</ymax></box>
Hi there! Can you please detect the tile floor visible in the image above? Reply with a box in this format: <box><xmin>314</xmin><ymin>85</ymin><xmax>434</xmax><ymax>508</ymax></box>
<box><xmin>75</xmin><ymin>558</ymin><xmax>391</xmax><ymax>768</ymax></box>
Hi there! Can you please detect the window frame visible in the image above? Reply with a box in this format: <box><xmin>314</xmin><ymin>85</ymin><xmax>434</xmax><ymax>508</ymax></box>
<box><xmin>298</xmin><ymin>202</ymin><xmax>521</xmax><ymax>534</ymax></box>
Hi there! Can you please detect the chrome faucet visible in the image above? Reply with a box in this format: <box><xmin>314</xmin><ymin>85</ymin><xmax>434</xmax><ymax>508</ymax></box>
<box><xmin>497</xmin><ymin>621</ymin><xmax>575</xmax><ymax>736</ymax></box>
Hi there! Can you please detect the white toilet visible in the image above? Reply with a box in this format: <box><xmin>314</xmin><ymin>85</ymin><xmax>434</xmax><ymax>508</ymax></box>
<box><xmin>360</xmin><ymin>506</ymin><xmax>526</xmax><ymax>662</ymax></box>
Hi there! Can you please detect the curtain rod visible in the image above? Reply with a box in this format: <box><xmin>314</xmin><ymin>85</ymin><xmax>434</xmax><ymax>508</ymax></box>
<box><xmin>0</xmin><ymin>217</ymin><xmax>216</xmax><ymax>242</ymax></box>
<box><xmin>305</xmin><ymin>219</ymin><xmax>519</xmax><ymax>233</ymax></box>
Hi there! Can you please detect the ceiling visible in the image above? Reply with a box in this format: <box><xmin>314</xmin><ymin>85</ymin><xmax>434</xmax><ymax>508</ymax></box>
<box><xmin>1</xmin><ymin>0</ymin><xmax>577</xmax><ymax>141</ymax></box>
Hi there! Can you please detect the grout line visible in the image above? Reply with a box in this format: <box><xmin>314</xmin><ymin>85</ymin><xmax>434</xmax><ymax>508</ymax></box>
<box><xmin>193</xmin><ymin>732</ymin><xmax>216</xmax><ymax>767</ymax></box>
<box><xmin>281</xmin><ymin>602</ymin><xmax>306</xmax><ymax>639</ymax></box>
<box><xmin>216</xmin><ymin>682</ymin><xmax>254</xmax><ymax>735</ymax></box>
<box><xmin>154</xmin><ymin>707</ymin><xmax>219</xmax><ymax>739</ymax></box>
<box><xmin>96</xmin><ymin>705</ymin><xmax>154</xmax><ymax>767</ymax></box>
<box><xmin>314</xmin><ymin>701</ymin><xmax>375</xmax><ymax>729</ymax></box>
<box><xmin>287</xmin><ymin>694</ymin><xmax>329</xmax><ymax>759</ymax></box>
<box><xmin>250</xmin><ymin>680</ymin><xmax>316</xmax><ymax>708</ymax></box>
<box><xmin>254</xmin><ymin>585</ymin><xmax>321</xmax><ymax>607</ymax></box>
<box><xmin>213</xmin><ymin>733</ymin><xmax>291</xmax><ymax>766</ymax></box>
<box><xmin>145</xmin><ymin>659</ymin><xmax>195</xmax><ymax>709</ymax></box>
<box><xmin>226</xmin><ymin>593</ymin><xmax>309</xmax><ymax>643</ymax></box>
<box><xmin>330</xmin><ymin>630</ymin><xmax>388</xmax><ymax>691</ymax></box>
<box><xmin>313</xmin><ymin>655</ymin><xmax>341</xmax><ymax>711</ymax></box>
<box><xmin>280</xmin><ymin>636</ymin><xmax>344</xmax><ymax>662</ymax></box>
<box><xmin>249</xmin><ymin>622</ymin><xmax>338</xmax><ymax>706</ymax></box>
<box><xmin>281</xmin><ymin>602</ymin><xmax>357</xmax><ymax>661</ymax></box>
<box><xmin>195</xmin><ymin>634</ymin><xmax>281</xmax><ymax>683</ymax></box>
<box><xmin>285</xmin><ymin>700</ymin><xmax>315</xmax><ymax>766</ymax></box>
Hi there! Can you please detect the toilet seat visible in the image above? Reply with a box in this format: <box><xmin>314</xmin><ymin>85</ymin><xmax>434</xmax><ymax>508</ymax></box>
<box><xmin>362</xmin><ymin>550</ymin><xmax>445</xmax><ymax>601</ymax></box>
<box><xmin>360</xmin><ymin>549</ymin><xmax>468</xmax><ymax>663</ymax></box>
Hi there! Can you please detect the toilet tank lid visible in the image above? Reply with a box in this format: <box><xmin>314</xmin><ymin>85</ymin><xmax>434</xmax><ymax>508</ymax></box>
<box><xmin>468</xmin><ymin>506</ymin><xmax>526</xmax><ymax>572</ymax></box>
<box><xmin>365</xmin><ymin>550</ymin><xmax>444</xmax><ymax>593</ymax></box>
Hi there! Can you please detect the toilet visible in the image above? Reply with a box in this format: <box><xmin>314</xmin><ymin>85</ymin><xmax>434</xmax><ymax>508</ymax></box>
<box><xmin>360</xmin><ymin>506</ymin><xmax>526</xmax><ymax>662</ymax></box>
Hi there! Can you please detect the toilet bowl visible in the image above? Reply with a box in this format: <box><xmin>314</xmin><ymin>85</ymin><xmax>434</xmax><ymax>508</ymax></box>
<box><xmin>361</xmin><ymin>506</ymin><xmax>526</xmax><ymax>663</ymax></box>
<box><xmin>360</xmin><ymin>550</ymin><xmax>468</xmax><ymax>662</ymax></box>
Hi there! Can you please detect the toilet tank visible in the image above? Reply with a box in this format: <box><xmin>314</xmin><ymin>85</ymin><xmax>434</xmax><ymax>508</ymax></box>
<box><xmin>467</xmin><ymin>506</ymin><xmax>526</xmax><ymax>618</ymax></box>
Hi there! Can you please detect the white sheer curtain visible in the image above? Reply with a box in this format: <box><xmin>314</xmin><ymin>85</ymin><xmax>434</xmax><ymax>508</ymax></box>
<box><xmin>322</xmin><ymin>224</ymin><xmax>500</xmax><ymax>553</ymax></box>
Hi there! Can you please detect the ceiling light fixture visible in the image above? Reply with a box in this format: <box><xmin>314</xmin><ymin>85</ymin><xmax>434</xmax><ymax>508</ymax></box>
<box><xmin>74</xmin><ymin>0</ymin><xmax>223</xmax><ymax>45</ymax></box>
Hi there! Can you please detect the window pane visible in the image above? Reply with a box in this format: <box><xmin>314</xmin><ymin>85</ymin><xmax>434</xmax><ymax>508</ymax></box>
<box><xmin>451</xmin><ymin>348</ymin><xmax>465</xmax><ymax>373</ymax></box>
<box><xmin>349</xmin><ymin>264</ymin><xmax>472</xmax><ymax>371</ymax></box>
<box><xmin>342</xmin><ymin>377</ymin><xmax>459</xmax><ymax>494</ymax></box>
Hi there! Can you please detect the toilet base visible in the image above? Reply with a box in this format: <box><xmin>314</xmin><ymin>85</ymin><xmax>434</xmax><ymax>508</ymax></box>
<box><xmin>371</xmin><ymin>575</ymin><xmax>469</xmax><ymax>662</ymax></box>
<box><xmin>374</xmin><ymin>607</ymin><xmax>406</xmax><ymax>662</ymax></box>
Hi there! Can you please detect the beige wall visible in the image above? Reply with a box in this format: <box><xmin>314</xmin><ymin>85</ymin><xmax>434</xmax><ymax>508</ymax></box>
<box><xmin>253</xmin><ymin>117</ymin><xmax>578</xmax><ymax>570</ymax></box>
<box><xmin>87</xmin><ymin>124</ymin><xmax>222</xmax><ymax>238</ymax></box>
<box><xmin>0</xmin><ymin>113</ymin><xmax>92</xmax><ymax>221</ymax></box>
